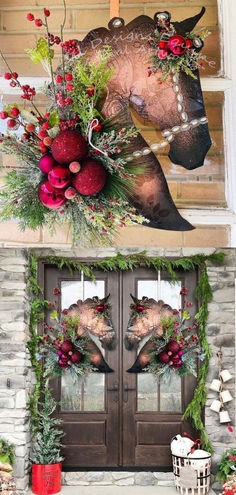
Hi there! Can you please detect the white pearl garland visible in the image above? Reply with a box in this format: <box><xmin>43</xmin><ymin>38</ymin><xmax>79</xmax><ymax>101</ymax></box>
<box><xmin>126</xmin><ymin>72</ymin><xmax>208</xmax><ymax>161</ymax></box>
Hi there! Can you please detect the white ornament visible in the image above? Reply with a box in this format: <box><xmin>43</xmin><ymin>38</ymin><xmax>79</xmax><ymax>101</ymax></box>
<box><xmin>219</xmin><ymin>410</ymin><xmax>231</xmax><ymax>423</ymax></box>
<box><xmin>210</xmin><ymin>399</ymin><xmax>221</xmax><ymax>412</ymax></box>
<box><xmin>209</xmin><ymin>379</ymin><xmax>221</xmax><ymax>392</ymax></box>
<box><xmin>187</xmin><ymin>449</ymin><xmax>211</xmax><ymax>469</ymax></box>
<box><xmin>220</xmin><ymin>390</ymin><xmax>233</xmax><ymax>403</ymax></box>
<box><xmin>220</xmin><ymin>369</ymin><xmax>232</xmax><ymax>382</ymax></box>
<box><xmin>171</xmin><ymin>435</ymin><xmax>194</xmax><ymax>457</ymax></box>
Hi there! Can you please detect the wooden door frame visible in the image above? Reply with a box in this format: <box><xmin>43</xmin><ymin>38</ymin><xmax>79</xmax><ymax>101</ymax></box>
<box><xmin>37</xmin><ymin>258</ymin><xmax>201</xmax><ymax>469</ymax></box>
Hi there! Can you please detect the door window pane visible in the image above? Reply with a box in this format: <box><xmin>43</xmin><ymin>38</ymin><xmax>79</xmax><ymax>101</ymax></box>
<box><xmin>60</xmin><ymin>279</ymin><xmax>106</xmax><ymax>412</ymax></box>
<box><xmin>137</xmin><ymin>278</ymin><xmax>182</xmax><ymax>412</ymax></box>
<box><xmin>61</xmin><ymin>373</ymin><xmax>105</xmax><ymax>412</ymax></box>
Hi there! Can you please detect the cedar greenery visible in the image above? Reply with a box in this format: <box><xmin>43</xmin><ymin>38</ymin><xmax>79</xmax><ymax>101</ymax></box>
<box><xmin>28</xmin><ymin>250</ymin><xmax>225</xmax><ymax>453</ymax></box>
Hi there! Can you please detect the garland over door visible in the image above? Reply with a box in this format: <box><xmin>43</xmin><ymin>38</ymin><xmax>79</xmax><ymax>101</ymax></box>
<box><xmin>42</xmin><ymin>263</ymin><xmax>198</xmax><ymax>468</ymax></box>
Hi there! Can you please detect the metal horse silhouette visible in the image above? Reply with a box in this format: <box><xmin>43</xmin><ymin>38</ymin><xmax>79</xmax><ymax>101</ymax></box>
<box><xmin>77</xmin><ymin>7</ymin><xmax>211</xmax><ymax>232</ymax></box>
<box><xmin>67</xmin><ymin>294</ymin><xmax>115</xmax><ymax>372</ymax></box>
<box><xmin>125</xmin><ymin>295</ymin><xmax>173</xmax><ymax>373</ymax></box>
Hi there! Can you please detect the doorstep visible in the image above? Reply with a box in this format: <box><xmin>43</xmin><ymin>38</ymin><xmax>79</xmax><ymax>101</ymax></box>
<box><xmin>28</xmin><ymin>488</ymin><xmax>217</xmax><ymax>495</ymax></box>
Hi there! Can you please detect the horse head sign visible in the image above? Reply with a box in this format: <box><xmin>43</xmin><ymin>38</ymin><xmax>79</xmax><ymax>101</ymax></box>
<box><xmin>77</xmin><ymin>8</ymin><xmax>211</xmax><ymax>232</ymax></box>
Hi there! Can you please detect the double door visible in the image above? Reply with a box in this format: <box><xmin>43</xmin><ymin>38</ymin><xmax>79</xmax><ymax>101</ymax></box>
<box><xmin>42</xmin><ymin>263</ymin><xmax>197</xmax><ymax>468</ymax></box>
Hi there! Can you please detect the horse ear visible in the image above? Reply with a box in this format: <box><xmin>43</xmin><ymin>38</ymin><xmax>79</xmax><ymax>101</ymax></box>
<box><xmin>102</xmin><ymin>293</ymin><xmax>110</xmax><ymax>303</ymax></box>
<box><xmin>130</xmin><ymin>294</ymin><xmax>139</xmax><ymax>304</ymax></box>
<box><xmin>174</xmin><ymin>6</ymin><xmax>205</xmax><ymax>35</ymax></box>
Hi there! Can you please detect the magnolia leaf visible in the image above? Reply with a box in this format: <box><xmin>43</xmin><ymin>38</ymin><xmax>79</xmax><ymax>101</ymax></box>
<box><xmin>50</xmin><ymin>310</ymin><xmax>59</xmax><ymax>320</ymax></box>
<box><xmin>183</xmin><ymin>310</ymin><xmax>190</xmax><ymax>320</ymax></box>
<box><xmin>49</xmin><ymin>110</ymin><xmax>60</xmax><ymax>127</ymax></box>
<box><xmin>26</xmin><ymin>37</ymin><xmax>54</xmax><ymax>64</ymax></box>
<box><xmin>20</xmin><ymin>110</ymin><xmax>38</xmax><ymax>125</ymax></box>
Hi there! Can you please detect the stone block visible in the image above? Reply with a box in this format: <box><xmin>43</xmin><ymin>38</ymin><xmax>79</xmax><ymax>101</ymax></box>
<box><xmin>16</xmin><ymin>390</ymin><xmax>27</xmax><ymax>408</ymax></box>
<box><xmin>158</xmin><ymin>480</ymin><xmax>175</xmax><ymax>486</ymax></box>
<box><xmin>13</xmin><ymin>457</ymin><xmax>25</xmax><ymax>478</ymax></box>
<box><xmin>84</xmin><ymin>472</ymin><xmax>104</xmax><ymax>482</ymax></box>
<box><xmin>0</xmin><ymin>397</ymin><xmax>14</xmax><ymax>408</ymax></box>
<box><xmin>116</xmin><ymin>477</ymin><xmax>134</xmax><ymax>486</ymax></box>
<box><xmin>112</xmin><ymin>472</ymin><xmax>134</xmax><ymax>480</ymax></box>
<box><xmin>135</xmin><ymin>472</ymin><xmax>155</xmax><ymax>485</ymax></box>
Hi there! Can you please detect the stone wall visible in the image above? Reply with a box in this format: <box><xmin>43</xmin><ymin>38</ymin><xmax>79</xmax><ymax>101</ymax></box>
<box><xmin>0</xmin><ymin>247</ymin><xmax>235</xmax><ymax>493</ymax></box>
<box><xmin>0</xmin><ymin>248</ymin><xmax>31</xmax><ymax>492</ymax></box>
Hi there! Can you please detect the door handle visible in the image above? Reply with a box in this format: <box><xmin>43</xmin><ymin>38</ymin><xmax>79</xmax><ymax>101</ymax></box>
<box><xmin>108</xmin><ymin>382</ymin><xmax>119</xmax><ymax>402</ymax></box>
<box><xmin>123</xmin><ymin>382</ymin><xmax>135</xmax><ymax>403</ymax></box>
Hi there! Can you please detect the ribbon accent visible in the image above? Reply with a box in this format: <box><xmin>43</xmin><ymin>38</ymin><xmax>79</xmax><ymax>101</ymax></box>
<box><xmin>87</xmin><ymin>119</ymin><xmax>108</xmax><ymax>157</ymax></box>
<box><xmin>183</xmin><ymin>432</ymin><xmax>202</xmax><ymax>454</ymax></box>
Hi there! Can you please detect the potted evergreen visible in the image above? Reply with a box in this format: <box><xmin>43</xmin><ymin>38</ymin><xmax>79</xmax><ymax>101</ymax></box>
<box><xmin>31</xmin><ymin>387</ymin><xmax>64</xmax><ymax>495</ymax></box>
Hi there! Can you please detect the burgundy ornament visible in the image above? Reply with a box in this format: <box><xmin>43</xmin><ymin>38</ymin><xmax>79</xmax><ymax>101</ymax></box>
<box><xmin>167</xmin><ymin>340</ymin><xmax>180</xmax><ymax>354</ymax></box>
<box><xmin>158</xmin><ymin>351</ymin><xmax>170</xmax><ymax>364</ymax></box>
<box><xmin>51</xmin><ymin>130</ymin><xmax>88</xmax><ymax>164</ymax></box>
<box><xmin>71</xmin><ymin>350</ymin><xmax>82</xmax><ymax>363</ymax></box>
<box><xmin>48</xmin><ymin>165</ymin><xmax>71</xmax><ymax>189</ymax></box>
<box><xmin>73</xmin><ymin>159</ymin><xmax>106</xmax><ymax>196</ymax></box>
<box><xmin>61</xmin><ymin>340</ymin><xmax>74</xmax><ymax>353</ymax></box>
<box><xmin>38</xmin><ymin>181</ymin><xmax>67</xmax><ymax>210</ymax></box>
<box><xmin>167</xmin><ymin>35</ymin><xmax>187</xmax><ymax>55</ymax></box>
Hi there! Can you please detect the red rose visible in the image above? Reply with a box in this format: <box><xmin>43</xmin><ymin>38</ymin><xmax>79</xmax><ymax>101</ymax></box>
<box><xmin>167</xmin><ymin>35</ymin><xmax>187</xmax><ymax>56</ymax></box>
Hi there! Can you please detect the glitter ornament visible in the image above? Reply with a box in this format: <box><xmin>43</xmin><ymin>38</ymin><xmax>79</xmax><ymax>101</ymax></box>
<box><xmin>39</xmin><ymin>154</ymin><xmax>56</xmax><ymax>174</ymax></box>
<box><xmin>73</xmin><ymin>159</ymin><xmax>106</xmax><ymax>196</ymax></box>
<box><xmin>51</xmin><ymin>130</ymin><xmax>88</xmax><ymax>164</ymax></box>
<box><xmin>65</xmin><ymin>186</ymin><xmax>77</xmax><ymax>199</ymax></box>
<box><xmin>38</xmin><ymin>181</ymin><xmax>67</xmax><ymax>209</ymax></box>
<box><xmin>61</xmin><ymin>340</ymin><xmax>74</xmax><ymax>353</ymax></box>
<box><xmin>167</xmin><ymin>340</ymin><xmax>180</xmax><ymax>354</ymax></box>
<box><xmin>71</xmin><ymin>350</ymin><xmax>82</xmax><ymax>363</ymax></box>
<box><xmin>158</xmin><ymin>351</ymin><xmax>170</xmax><ymax>363</ymax></box>
<box><xmin>48</xmin><ymin>165</ymin><xmax>71</xmax><ymax>189</ymax></box>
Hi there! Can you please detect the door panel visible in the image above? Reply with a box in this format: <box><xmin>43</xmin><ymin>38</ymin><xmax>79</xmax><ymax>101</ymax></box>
<box><xmin>43</xmin><ymin>264</ymin><xmax>120</xmax><ymax>467</ymax></box>
<box><xmin>42</xmin><ymin>263</ymin><xmax>198</xmax><ymax>468</ymax></box>
<box><xmin>122</xmin><ymin>268</ymin><xmax>198</xmax><ymax>467</ymax></box>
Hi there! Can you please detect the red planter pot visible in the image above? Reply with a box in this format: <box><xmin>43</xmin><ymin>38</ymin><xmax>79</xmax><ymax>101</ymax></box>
<box><xmin>32</xmin><ymin>463</ymin><xmax>62</xmax><ymax>495</ymax></box>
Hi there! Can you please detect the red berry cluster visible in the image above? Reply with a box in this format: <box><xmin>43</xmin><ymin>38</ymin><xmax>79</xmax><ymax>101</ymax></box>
<box><xmin>94</xmin><ymin>303</ymin><xmax>108</xmax><ymax>314</ymax></box>
<box><xmin>56</xmin><ymin>339</ymin><xmax>82</xmax><ymax>369</ymax></box>
<box><xmin>55</xmin><ymin>72</ymin><xmax>74</xmax><ymax>92</ymax></box>
<box><xmin>158</xmin><ymin>340</ymin><xmax>183</xmax><ymax>369</ymax></box>
<box><xmin>26</xmin><ymin>9</ymin><xmax>50</xmax><ymax>26</ymax></box>
<box><xmin>59</xmin><ymin>117</ymin><xmax>80</xmax><ymax>132</ymax></box>
<box><xmin>56</xmin><ymin>91</ymin><xmax>73</xmax><ymax>108</ymax></box>
<box><xmin>21</xmin><ymin>84</ymin><xmax>36</xmax><ymax>100</ymax></box>
<box><xmin>61</xmin><ymin>39</ymin><xmax>80</xmax><ymax>56</ymax></box>
<box><xmin>45</xmin><ymin>33</ymin><xmax>61</xmax><ymax>46</ymax></box>
<box><xmin>0</xmin><ymin>106</ymin><xmax>20</xmax><ymax>129</ymax></box>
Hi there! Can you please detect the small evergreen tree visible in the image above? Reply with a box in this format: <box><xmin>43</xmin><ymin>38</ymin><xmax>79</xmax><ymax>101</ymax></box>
<box><xmin>31</xmin><ymin>387</ymin><xmax>64</xmax><ymax>465</ymax></box>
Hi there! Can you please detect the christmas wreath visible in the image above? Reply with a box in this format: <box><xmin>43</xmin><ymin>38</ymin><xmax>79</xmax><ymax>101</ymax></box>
<box><xmin>127</xmin><ymin>287</ymin><xmax>204</xmax><ymax>379</ymax></box>
<box><xmin>0</xmin><ymin>7</ymin><xmax>146</xmax><ymax>246</ymax></box>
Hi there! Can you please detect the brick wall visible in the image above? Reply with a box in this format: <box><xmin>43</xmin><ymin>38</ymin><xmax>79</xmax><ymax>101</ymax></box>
<box><xmin>0</xmin><ymin>246</ymin><xmax>235</xmax><ymax>492</ymax></box>
<box><xmin>0</xmin><ymin>0</ymin><xmax>229</xmax><ymax>247</ymax></box>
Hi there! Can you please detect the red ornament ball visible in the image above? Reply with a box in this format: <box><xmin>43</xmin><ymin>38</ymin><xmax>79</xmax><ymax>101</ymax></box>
<box><xmin>39</xmin><ymin>154</ymin><xmax>56</xmax><ymax>174</ymax></box>
<box><xmin>167</xmin><ymin>340</ymin><xmax>180</xmax><ymax>354</ymax></box>
<box><xmin>48</xmin><ymin>165</ymin><xmax>71</xmax><ymax>189</ymax></box>
<box><xmin>65</xmin><ymin>187</ymin><xmax>76</xmax><ymax>200</ymax></box>
<box><xmin>61</xmin><ymin>340</ymin><xmax>74</xmax><ymax>353</ymax></box>
<box><xmin>38</xmin><ymin>181</ymin><xmax>67</xmax><ymax>210</ymax></box>
<box><xmin>73</xmin><ymin>159</ymin><xmax>106</xmax><ymax>196</ymax></box>
<box><xmin>71</xmin><ymin>350</ymin><xmax>82</xmax><ymax>363</ymax></box>
<box><xmin>51</xmin><ymin>130</ymin><xmax>88</xmax><ymax>165</ymax></box>
<box><xmin>167</xmin><ymin>35</ymin><xmax>187</xmax><ymax>55</ymax></box>
<box><xmin>158</xmin><ymin>351</ymin><xmax>170</xmax><ymax>364</ymax></box>
<box><xmin>69</xmin><ymin>161</ymin><xmax>81</xmax><ymax>173</ymax></box>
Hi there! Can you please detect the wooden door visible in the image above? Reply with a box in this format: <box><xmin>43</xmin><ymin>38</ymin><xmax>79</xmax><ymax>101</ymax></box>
<box><xmin>42</xmin><ymin>262</ymin><xmax>198</xmax><ymax>468</ymax></box>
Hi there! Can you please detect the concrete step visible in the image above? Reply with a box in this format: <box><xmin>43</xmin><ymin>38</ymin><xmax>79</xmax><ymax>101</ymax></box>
<box><xmin>29</xmin><ymin>488</ymin><xmax>216</xmax><ymax>495</ymax></box>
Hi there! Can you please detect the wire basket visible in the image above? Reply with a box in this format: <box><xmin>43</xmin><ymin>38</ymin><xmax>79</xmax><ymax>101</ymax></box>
<box><xmin>172</xmin><ymin>452</ymin><xmax>211</xmax><ymax>495</ymax></box>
